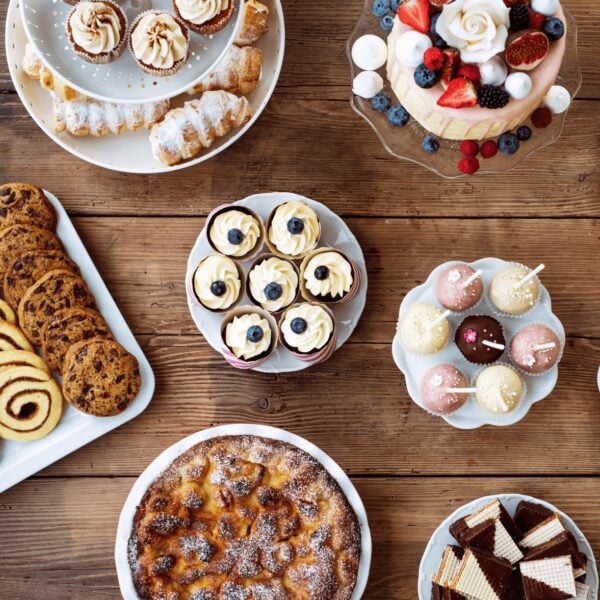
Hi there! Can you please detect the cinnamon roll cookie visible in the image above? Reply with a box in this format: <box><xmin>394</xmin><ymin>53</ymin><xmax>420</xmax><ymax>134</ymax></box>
<box><xmin>0</xmin><ymin>320</ymin><xmax>34</xmax><ymax>352</ymax></box>
<box><xmin>0</xmin><ymin>299</ymin><xmax>16</xmax><ymax>324</ymax></box>
<box><xmin>0</xmin><ymin>183</ymin><xmax>57</xmax><ymax>231</ymax></box>
<box><xmin>0</xmin><ymin>350</ymin><xmax>51</xmax><ymax>375</ymax></box>
<box><xmin>266</xmin><ymin>200</ymin><xmax>321</xmax><ymax>259</ymax></box>
<box><xmin>173</xmin><ymin>0</ymin><xmax>236</xmax><ymax>34</ymax></box>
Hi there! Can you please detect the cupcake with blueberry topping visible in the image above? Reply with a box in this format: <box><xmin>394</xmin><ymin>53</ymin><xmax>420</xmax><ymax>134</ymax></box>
<box><xmin>279</xmin><ymin>302</ymin><xmax>336</xmax><ymax>364</ymax></box>
<box><xmin>247</xmin><ymin>254</ymin><xmax>299</xmax><ymax>313</ymax></box>
<box><xmin>173</xmin><ymin>0</ymin><xmax>236</xmax><ymax>35</ymax></box>
<box><xmin>266</xmin><ymin>200</ymin><xmax>321</xmax><ymax>259</ymax></box>
<box><xmin>207</xmin><ymin>205</ymin><xmax>265</xmax><ymax>260</ymax></box>
<box><xmin>189</xmin><ymin>254</ymin><xmax>244</xmax><ymax>313</ymax></box>
<box><xmin>300</xmin><ymin>248</ymin><xmax>360</xmax><ymax>304</ymax></box>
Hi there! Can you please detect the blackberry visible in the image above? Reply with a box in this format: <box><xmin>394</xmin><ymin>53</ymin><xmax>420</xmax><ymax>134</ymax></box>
<box><xmin>478</xmin><ymin>85</ymin><xmax>510</xmax><ymax>109</ymax></box>
<box><xmin>509</xmin><ymin>5</ymin><xmax>529</xmax><ymax>31</ymax></box>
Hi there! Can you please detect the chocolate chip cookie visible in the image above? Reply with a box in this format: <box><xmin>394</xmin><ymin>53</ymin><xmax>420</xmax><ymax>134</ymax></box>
<box><xmin>0</xmin><ymin>183</ymin><xmax>57</xmax><ymax>231</ymax></box>
<box><xmin>62</xmin><ymin>338</ymin><xmax>141</xmax><ymax>417</ymax></box>
<box><xmin>18</xmin><ymin>269</ymin><xmax>97</xmax><ymax>345</ymax></box>
<box><xmin>41</xmin><ymin>307</ymin><xmax>113</xmax><ymax>372</ymax></box>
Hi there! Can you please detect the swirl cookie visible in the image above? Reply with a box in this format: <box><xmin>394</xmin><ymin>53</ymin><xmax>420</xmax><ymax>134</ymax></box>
<box><xmin>0</xmin><ymin>299</ymin><xmax>16</xmax><ymax>323</ymax></box>
<box><xmin>208</xmin><ymin>205</ymin><xmax>264</xmax><ymax>259</ymax></box>
<box><xmin>41</xmin><ymin>307</ymin><xmax>113</xmax><ymax>373</ymax></box>
<box><xmin>18</xmin><ymin>269</ymin><xmax>97</xmax><ymax>345</ymax></box>
<box><xmin>300</xmin><ymin>248</ymin><xmax>359</xmax><ymax>304</ymax></box>
<box><xmin>0</xmin><ymin>350</ymin><xmax>51</xmax><ymax>375</ymax></box>
<box><xmin>0</xmin><ymin>183</ymin><xmax>57</xmax><ymax>231</ymax></box>
<box><xmin>173</xmin><ymin>0</ymin><xmax>236</xmax><ymax>34</ymax></box>
<box><xmin>267</xmin><ymin>200</ymin><xmax>321</xmax><ymax>259</ymax></box>
<box><xmin>62</xmin><ymin>338</ymin><xmax>141</xmax><ymax>417</ymax></box>
<box><xmin>0</xmin><ymin>320</ymin><xmax>34</xmax><ymax>352</ymax></box>
<box><xmin>190</xmin><ymin>254</ymin><xmax>244</xmax><ymax>312</ymax></box>
<box><xmin>3</xmin><ymin>249</ymin><xmax>80</xmax><ymax>309</ymax></box>
<box><xmin>247</xmin><ymin>254</ymin><xmax>299</xmax><ymax>313</ymax></box>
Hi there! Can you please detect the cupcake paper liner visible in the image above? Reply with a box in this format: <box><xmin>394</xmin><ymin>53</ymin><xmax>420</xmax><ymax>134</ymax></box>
<box><xmin>508</xmin><ymin>321</ymin><xmax>565</xmax><ymax>378</ymax></box>
<box><xmin>246</xmin><ymin>253</ymin><xmax>300</xmax><ymax>314</ymax></box>
<box><xmin>454</xmin><ymin>313</ymin><xmax>508</xmax><ymax>367</ymax></box>
<box><xmin>471</xmin><ymin>363</ymin><xmax>528</xmax><ymax>421</ymax></box>
<box><xmin>173</xmin><ymin>0</ymin><xmax>236</xmax><ymax>35</ymax></box>
<box><xmin>265</xmin><ymin>202</ymin><xmax>322</xmax><ymax>260</ymax></box>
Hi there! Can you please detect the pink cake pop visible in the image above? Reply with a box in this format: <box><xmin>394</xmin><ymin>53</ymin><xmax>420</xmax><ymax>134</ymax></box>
<box><xmin>435</xmin><ymin>264</ymin><xmax>483</xmax><ymax>312</ymax></box>
<box><xmin>420</xmin><ymin>364</ymin><xmax>470</xmax><ymax>415</ymax></box>
<box><xmin>510</xmin><ymin>324</ymin><xmax>561</xmax><ymax>374</ymax></box>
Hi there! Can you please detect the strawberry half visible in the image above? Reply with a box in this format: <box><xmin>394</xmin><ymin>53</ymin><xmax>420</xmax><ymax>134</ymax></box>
<box><xmin>441</xmin><ymin>48</ymin><xmax>460</xmax><ymax>88</ymax></box>
<box><xmin>437</xmin><ymin>78</ymin><xmax>478</xmax><ymax>108</ymax></box>
<box><xmin>398</xmin><ymin>0</ymin><xmax>431</xmax><ymax>34</ymax></box>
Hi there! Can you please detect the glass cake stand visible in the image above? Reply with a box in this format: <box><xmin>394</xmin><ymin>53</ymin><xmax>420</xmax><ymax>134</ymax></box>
<box><xmin>347</xmin><ymin>4</ymin><xmax>582</xmax><ymax>178</ymax></box>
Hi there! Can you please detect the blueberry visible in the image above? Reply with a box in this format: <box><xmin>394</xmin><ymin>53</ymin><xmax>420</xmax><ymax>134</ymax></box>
<box><xmin>380</xmin><ymin>14</ymin><xmax>394</xmax><ymax>31</ymax></box>
<box><xmin>290</xmin><ymin>318</ymin><xmax>307</xmax><ymax>334</ymax></box>
<box><xmin>287</xmin><ymin>217</ymin><xmax>304</xmax><ymax>234</ymax></box>
<box><xmin>314</xmin><ymin>266</ymin><xmax>330</xmax><ymax>280</ymax></box>
<box><xmin>543</xmin><ymin>17</ymin><xmax>565</xmax><ymax>41</ymax></box>
<box><xmin>372</xmin><ymin>93</ymin><xmax>391</xmax><ymax>112</ymax></box>
<box><xmin>264</xmin><ymin>282</ymin><xmax>283</xmax><ymax>301</ymax></box>
<box><xmin>422</xmin><ymin>134</ymin><xmax>440</xmax><ymax>153</ymax></box>
<box><xmin>227</xmin><ymin>228</ymin><xmax>244</xmax><ymax>245</ymax></box>
<box><xmin>430</xmin><ymin>13</ymin><xmax>440</xmax><ymax>35</ymax></box>
<box><xmin>246</xmin><ymin>325</ymin><xmax>264</xmax><ymax>343</ymax></box>
<box><xmin>387</xmin><ymin>104</ymin><xmax>409</xmax><ymax>127</ymax></box>
<box><xmin>432</xmin><ymin>35</ymin><xmax>448</xmax><ymax>49</ymax></box>
<box><xmin>371</xmin><ymin>0</ymin><xmax>390</xmax><ymax>17</ymax></box>
<box><xmin>414</xmin><ymin>64</ymin><xmax>438</xmax><ymax>89</ymax></box>
<box><xmin>390</xmin><ymin>0</ymin><xmax>400</xmax><ymax>11</ymax></box>
<box><xmin>498</xmin><ymin>133</ymin><xmax>520</xmax><ymax>155</ymax></box>
<box><xmin>517</xmin><ymin>125</ymin><xmax>532</xmax><ymax>141</ymax></box>
<box><xmin>210</xmin><ymin>280</ymin><xmax>226</xmax><ymax>296</ymax></box>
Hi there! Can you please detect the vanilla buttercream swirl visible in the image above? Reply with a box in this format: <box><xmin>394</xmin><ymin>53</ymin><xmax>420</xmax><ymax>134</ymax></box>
<box><xmin>209</xmin><ymin>209</ymin><xmax>261</xmax><ymax>257</ymax></box>
<box><xmin>281</xmin><ymin>304</ymin><xmax>334</xmax><ymax>354</ymax></box>
<box><xmin>193</xmin><ymin>254</ymin><xmax>241</xmax><ymax>310</ymax></box>
<box><xmin>249</xmin><ymin>257</ymin><xmax>298</xmax><ymax>312</ymax></box>
<box><xmin>225</xmin><ymin>313</ymin><xmax>272</xmax><ymax>360</ymax></box>
<box><xmin>436</xmin><ymin>0</ymin><xmax>509</xmax><ymax>64</ymax></box>
<box><xmin>268</xmin><ymin>201</ymin><xmax>320</xmax><ymax>257</ymax></box>
<box><xmin>175</xmin><ymin>0</ymin><xmax>230</xmax><ymax>25</ymax></box>
<box><xmin>69</xmin><ymin>2</ymin><xmax>122</xmax><ymax>55</ymax></box>
<box><xmin>131</xmin><ymin>12</ymin><xmax>188</xmax><ymax>70</ymax></box>
<box><xmin>303</xmin><ymin>251</ymin><xmax>353</xmax><ymax>299</ymax></box>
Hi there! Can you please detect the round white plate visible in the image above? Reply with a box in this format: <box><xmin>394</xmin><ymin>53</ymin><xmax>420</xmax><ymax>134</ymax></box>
<box><xmin>418</xmin><ymin>493</ymin><xmax>598</xmax><ymax>600</ymax></box>
<box><xmin>115</xmin><ymin>423</ymin><xmax>372</xmax><ymax>599</ymax></box>
<box><xmin>186</xmin><ymin>192</ymin><xmax>368</xmax><ymax>373</ymax></box>
<box><xmin>392</xmin><ymin>258</ymin><xmax>566</xmax><ymax>429</ymax></box>
<box><xmin>20</xmin><ymin>0</ymin><xmax>243</xmax><ymax>104</ymax></box>
<box><xmin>6</xmin><ymin>0</ymin><xmax>285</xmax><ymax>172</ymax></box>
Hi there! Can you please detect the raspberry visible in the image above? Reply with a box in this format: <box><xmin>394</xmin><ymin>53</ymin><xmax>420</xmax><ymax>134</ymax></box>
<box><xmin>480</xmin><ymin>140</ymin><xmax>498</xmax><ymax>159</ymax></box>
<box><xmin>458</xmin><ymin>156</ymin><xmax>480</xmax><ymax>175</ymax></box>
<box><xmin>424</xmin><ymin>47</ymin><xmax>445</xmax><ymax>71</ymax></box>
<box><xmin>529</xmin><ymin>11</ymin><xmax>545</xmax><ymax>30</ymax></box>
<box><xmin>460</xmin><ymin>140</ymin><xmax>480</xmax><ymax>157</ymax></box>
<box><xmin>531</xmin><ymin>107</ymin><xmax>553</xmax><ymax>128</ymax></box>
<box><xmin>457</xmin><ymin>64</ymin><xmax>481</xmax><ymax>83</ymax></box>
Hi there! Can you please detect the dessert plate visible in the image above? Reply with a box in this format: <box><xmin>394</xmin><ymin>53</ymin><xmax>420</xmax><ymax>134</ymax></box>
<box><xmin>20</xmin><ymin>0</ymin><xmax>244</xmax><ymax>104</ymax></box>
<box><xmin>418</xmin><ymin>493</ymin><xmax>598</xmax><ymax>600</ymax></box>
<box><xmin>392</xmin><ymin>258</ymin><xmax>565</xmax><ymax>429</ymax></box>
<box><xmin>6</xmin><ymin>0</ymin><xmax>285</xmax><ymax>172</ymax></box>
<box><xmin>186</xmin><ymin>192</ymin><xmax>368</xmax><ymax>373</ymax></box>
<box><xmin>347</xmin><ymin>3</ymin><xmax>582</xmax><ymax>178</ymax></box>
<box><xmin>115</xmin><ymin>423</ymin><xmax>372</xmax><ymax>599</ymax></box>
<box><xmin>0</xmin><ymin>190</ymin><xmax>155</xmax><ymax>494</ymax></box>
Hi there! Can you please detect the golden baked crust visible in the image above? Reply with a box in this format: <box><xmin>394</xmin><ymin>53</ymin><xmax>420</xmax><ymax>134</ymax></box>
<box><xmin>128</xmin><ymin>435</ymin><xmax>361</xmax><ymax>600</ymax></box>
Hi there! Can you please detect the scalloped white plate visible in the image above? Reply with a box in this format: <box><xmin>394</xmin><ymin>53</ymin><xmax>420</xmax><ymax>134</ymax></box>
<box><xmin>418</xmin><ymin>493</ymin><xmax>598</xmax><ymax>600</ymax></box>
<box><xmin>115</xmin><ymin>423</ymin><xmax>372</xmax><ymax>599</ymax></box>
<box><xmin>392</xmin><ymin>258</ymin><xmax>565</xmax><ymax>429</ymax></box>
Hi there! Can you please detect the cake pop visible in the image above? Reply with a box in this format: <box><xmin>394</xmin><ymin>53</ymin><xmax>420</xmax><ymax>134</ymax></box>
<box><xmin>455</xmin><ymin>315</ymin><xmax>505</xmax><ymax>364</ymax></box>
<box><xmin>510</xmin><ymin>324</ymin><xmax>561</xmax><ymax>374</ymax></box>
<box><xmin>435</xmin><ymin>264</ymin><xmax>483</xmax><ymax>312</ymax></box>
<box><xmin>489</xmin><ymin>264</ymin><xmax>543</xmax><ymax>316</ymax></box>
<box><xmin>399</xmin><ymin>302</ymin><xmax>450</xmax><ymax>355</ymax></box>
<box><xmin>475</xmin><ymin>365</ymin><xmax>523</xmax><ymax>414</ymax></box>
<box><xmin>420</xmin><ymin>365</ymin><xmax>470</xmax><ymax>415</ymax></box>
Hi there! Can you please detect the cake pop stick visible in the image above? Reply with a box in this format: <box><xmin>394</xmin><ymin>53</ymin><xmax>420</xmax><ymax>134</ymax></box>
<box><xmin>533</xmin><ymin>342</ymin><xmax>556</xmax><ymax>351</ymax></box>
<box><xmin>447</xmin><ymin>387</ymin><xmax>477</xmax><ymax>393</ymax></box>
<box><xmin>462</xmin><ymin>269</ymin><xmax>482</xmax><ymax>288</ymax></box>
<box><xmin>482</xmin><ymin>340</ymin><xmax>505</xmax><ymax>351</ymax></box>
<box><xmin>515</xmin><ymin>264</ymin><xmax>545</xmax><ymax>289</ymax></box>
<box><xmin>427</xmin><ymin>309</ymin><xmax>451</xmax><ymax>330</ymax></box>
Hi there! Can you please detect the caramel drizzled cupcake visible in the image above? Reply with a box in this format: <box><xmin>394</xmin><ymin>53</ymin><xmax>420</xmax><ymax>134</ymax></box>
<box><xmin>67</xmin><ymin>0</ymin><xmax>128</xmax><ymax>65</ymax></box>
<box><xmin>266</xmin><ymin>200</ymin><xmax>321</xmax><ymax>259</ymax></box>
<box><xmin>207</xmin><ymin>205</ymin><xmax>265</xmax><ymax>260</ymax></box>
<box><xmin>173</xmin><ymin>0</ymin><xmax>236</xmax><ymax>35</ymax></box>
<box><xmin>279</xmin><ymin>302</ymin><xmax>336</xmax><ymax>364</ymax></box>
<box><xmin>189</xmin><ymin>254</ymin><xmax>244</xmax><ymax>313</ymax></box>
<box><xmin>247</xmin><ymin>254</ymin><xmax>299</xmax><ymax>313</ymax></box>
<box><xmin>130</xmin><ymin>10</ymin><xmax>189</xmax><ymax>77</ymax></box>
<box><xmin>300</xmin><ymin>247</ymin><xmax>360</xmax><ymax>304</ymax></box>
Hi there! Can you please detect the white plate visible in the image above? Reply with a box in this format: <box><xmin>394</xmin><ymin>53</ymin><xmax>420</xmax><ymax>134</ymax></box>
<box><xmin>5</xmin><ymin>0</ymin><xmax>285</xmax><ymax>173</ymax></box>
<box><xmin>0</xmin><ymin>190</ymin><xmax>155</xmax><ymax>494</ymax></box>
<box><xmin>186</xmin><ymin>192</ymin><xmax>368</xmax><ymax>373</ymax></box>
<box><xmin>115</xmin><ymin>423</ymin><xmax>372</xmax><ymax>599</ymax></box>
<box><xmin>418</xmin><ymin>493</ymin><xmax>599</xmax><ymax>600</ymax></box>
<box><xmin>20</xmin><ymin>0</ymin><xmax>244</xmax><ymax>104</ymax></box>
<box><xmin>392</xmin><ymin>258</ymin><xmax>566</xmax><ymax>429</ymax></box>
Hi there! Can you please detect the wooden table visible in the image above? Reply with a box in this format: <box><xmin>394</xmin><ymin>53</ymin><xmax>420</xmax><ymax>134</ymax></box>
<box><xmin>1</xmin><ymin>0</ymin><xmax>599</xmax><ymax>597</ymax></box>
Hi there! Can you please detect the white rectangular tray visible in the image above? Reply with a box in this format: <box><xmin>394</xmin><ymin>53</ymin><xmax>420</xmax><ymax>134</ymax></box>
<box><xmin>0</xmin><ymin>190</ymin><xmax>155</xmax><ymax>493</ymax></box>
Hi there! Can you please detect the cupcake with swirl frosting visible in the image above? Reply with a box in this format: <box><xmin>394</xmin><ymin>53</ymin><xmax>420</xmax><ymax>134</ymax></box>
<box><xmin>67</xmin><ymin>0</ymin><xmax>128</xmax><ymax>65</ymax></box>
<box><xmin>220</xmin><ymin>307</ymin><xmax>277</xmax><ymax>369</ymax></box>
<box><xmin>189</xmin><ymin>254</ymin><xmax>245</xmax><ymax>313</ymax></box>
<box><xmin>247</xmin><ymin>254</ymin><xmax>299</xmax><ymax>314</ymax></box>
<box><xmin>129</xmin><ymin>10</ymin><xmax>189</xmax><ymax>77</ymax></box>
<box><xmin>266</xmin><ymin>200</ymin><xmax>321</xmax><ymax>259</ymax></box>
<box><xmin>173</xmin><ymin>0</ymin><xmax>235</xmax><ymax>35</ymax></box>
<box><xmin>279</xmin><ymin>302</ymin><xmax>336</xmax><ymax>364</ymax></box>
<box><xmin>207</xmin><ymin>205</ymin><xmax>265</xmax><ymax>260</ymax></box>
<box><xmin>300</xmin><ymin>247</ymin><xmax>360</xmax><ymax>304</ymax></box>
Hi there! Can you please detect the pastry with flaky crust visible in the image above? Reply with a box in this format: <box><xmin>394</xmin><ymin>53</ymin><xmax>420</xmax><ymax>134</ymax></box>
<box><xmin>235</xmin><ymin>0</ymin><xmax>269</xmax><ymax>46</ymax></box>
<box><xmin>128</xmin><ymin>435</ymin><xmax>361</xmax><ymax>600</ymax></box>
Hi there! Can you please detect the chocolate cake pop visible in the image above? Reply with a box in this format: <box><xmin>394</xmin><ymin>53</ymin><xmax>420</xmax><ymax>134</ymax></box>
<box><xmin>399</xmin><ymin>302</ymin><xmax>450</xmax><ymax>355</ymax></box>
<box><xmin>510</xmin><ymin>324</ymin><xmax>561</xmax><ymax>374</ymax></box>
<box><xmin>420</xmin><ymin>364</ymin><xmax>470</xmax><ymax>415</ymax></box>
<box><xmin>435</xmin><ymin>264</ymin><xmax>483</xmax><ymax>312</ymax></box>
<box><xmin>455</xmin><ymin>315</ymin><xmax>505</xmax><ymax>364</ymax></box>
<box><xmin>475</xmin><ymin>365</ymin><xmax>523</xmax><ymax>414</ymax></box>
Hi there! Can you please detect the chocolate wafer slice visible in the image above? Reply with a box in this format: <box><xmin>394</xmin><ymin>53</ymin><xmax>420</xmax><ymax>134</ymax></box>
<box><xmin>570</xmin><ymin>582</ymin><xmax>590</xmax><ymax>600</ymax></box>
<box><xmin>450</xmin><ymin>548</ymin><xmax>513</xmax><ymax>600</ymax></box>
<box><xmin>524</xmin><ymin>532</ymin><xmax>587</xmax><ymax>579</ymax></box>
<box><xmin>520</xmin><ymin>555</ymin><xmax>576</xmax><ymax>599</ymax></box>
<box><xmin>451</xmin><ymin>499</ymin><xmax>522</xmax><ymax>544</ymax></box>
<box><xmin>515</xmin><ymin>501</ymin><xmax>554</xmax><ymax>533</ymax></box>
<box><xmin>463</xmin><ymin>518</ymin><xmax>523</xmax><ymax>565</ymax></box>
<box><xmin>433</xmin><ymin>546</ymin><xmax>465</xmax><ymax>586</ymax></box>
<box><xmin>520</xmin><ymin>515</ymin><xmax>566</xmax><ymax>550</ymax></box>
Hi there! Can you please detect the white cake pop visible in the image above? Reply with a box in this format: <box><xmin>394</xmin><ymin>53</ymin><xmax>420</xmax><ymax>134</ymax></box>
<box><xmin>351</xmin><ymin>35</ymin><xmax>388</xmax><ymax>71</ymax></box>
<box><xmin>505</xmin><ymin>72</ymin><xmax>533</xmax><ymax>100</ymax></box>
<box><xmin>532</xmin><ymin>0</ymin><xmax>559</xmax><ymax>16</ymax></box>
<box><xmin>352</xmin><ymin>71</ymin><xmax>384</xmax><ymax>99</ymax></box>
<box><xmin>479</xmin><ymin>56</ymin><xmax>508</xmax><ymax>86</ymax></box>
<box><xmin>395</xmin><ymin>30</ymin><xmax>432</xmax><ymax>69</ymax></box>
<box><xmin>543</xmin><ymin>85</ymin><xmax>571</xmax><ymax>114</ymax></box>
